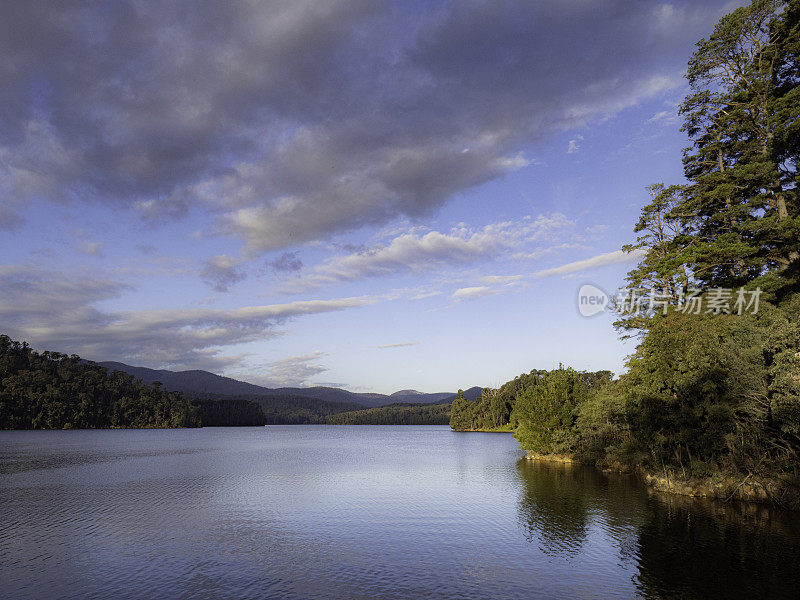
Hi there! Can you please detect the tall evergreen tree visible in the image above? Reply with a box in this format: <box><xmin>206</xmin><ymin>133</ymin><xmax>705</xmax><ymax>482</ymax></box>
<box><xmin>618</xmin><ymin>0</ymin><xmax>800</xmax><ymax>336</ymax></box>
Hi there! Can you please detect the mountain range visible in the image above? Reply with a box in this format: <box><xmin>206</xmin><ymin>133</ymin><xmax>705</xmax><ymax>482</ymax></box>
<box><xmin>97</xmin><ymin>361</ymin><xmax>481</xmax><ymax>408</ymax></box>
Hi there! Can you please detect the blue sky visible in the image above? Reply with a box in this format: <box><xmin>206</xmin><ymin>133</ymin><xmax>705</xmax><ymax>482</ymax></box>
<box><xmin>0</xmin><ymin>0</ymin><xmax>741</xmax><ymax>393</ymax></box>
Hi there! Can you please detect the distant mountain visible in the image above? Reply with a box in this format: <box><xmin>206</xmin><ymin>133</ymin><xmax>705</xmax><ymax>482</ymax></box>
<box><xmin>98</xmin><ymin>362</ymin><xmax>273</xmax><ymax>396</ymax></box>
<box><xmin>444</xmin><ymin>386</ymin><xmax>483</xmax><ymax>402</ymax></box>
<box><xmin>97</xmin><ymin>361</ymin><xmax>479</xmax><ymax>408</ymax></box>
<box><xmin>389</xmin><ymin>390</ymin><xmax>454</xmax><ymax>404</ymax></box>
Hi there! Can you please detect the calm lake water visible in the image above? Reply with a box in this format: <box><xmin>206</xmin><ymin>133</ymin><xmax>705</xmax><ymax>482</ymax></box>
<box><xmin>2</xmin><ymin>426</ymin><xmax>799</xmax><ymax>599</ymax></box>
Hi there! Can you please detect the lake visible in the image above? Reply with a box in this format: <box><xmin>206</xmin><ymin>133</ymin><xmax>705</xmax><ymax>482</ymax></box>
<box><xmin>1</xmin><ymin>425</ymin><xmax>799</xmax><ymax>599</ymax></box>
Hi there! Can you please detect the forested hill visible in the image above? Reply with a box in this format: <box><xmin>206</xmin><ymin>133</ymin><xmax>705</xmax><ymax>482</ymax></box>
<box><xmin>328</xmin><ymin>402</ymin><xmax>451</xmax><ymax>425</ymax></box>
<box><xmin>0</xmin><ymin>336</ymin><xmax>199</xmax><ymax>429</ymax></box>
<box><xmin>98</xmin><ymin>361</ymin><xmax>472</xmax><ymax>408</ymax></box>
<box><xmin>98</xmin><ymin>361</ymin><xmax>274</xmax><ymax>396</ymax></box>
<box><xmin>0</xmin><ymin>336</ymin><xmax>441</xmax><ymax>428</ymax></box>
<box><xmin>0</xmin><ymin>336</ymin><xmax>485</xmax><ymax>428</ymax></box>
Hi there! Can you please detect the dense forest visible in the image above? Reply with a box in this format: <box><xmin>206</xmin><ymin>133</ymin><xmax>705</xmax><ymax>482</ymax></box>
<box><xmin>450</xmin><ymin>370</ymin><xmax>611</xmax><ymax>431</ymax></box>
<box><xmin>195</xmin><ymin>393</ymin><xmax>366</xmax><ymax>424</ymax></box>
<box><xmin>458</xmin><ymin>0</ymin><xmax>800</xmax><ymax>507</ymax></box>
<box><xmin>0</xmin><ymin>335</ymin><xmax>200</xmax><ymax>429</ymax></box>
<box><xmin>328</xmin><ymin>402</ymin><xmax>452</xmax><ymax>425</ymax></box>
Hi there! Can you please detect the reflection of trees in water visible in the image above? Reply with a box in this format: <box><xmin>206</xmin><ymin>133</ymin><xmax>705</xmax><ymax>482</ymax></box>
<box><xmin>515</xmin><ymin>461</ymin><xmax>590</xmax><ymax>555</ymax></box>
<box><xmin>634</xmin><ymin>495</ymin><xmax>800</xmax><ymax>600</ymax></box>
<box><xmin>515</xmin><ymin>460</ymin><xmax>800</xmax><ymax>599</ymax></box>
<box><xmin>515</xmin><ymin>459</ymin><xmax>647</xmax><ymax>558</ymax></box>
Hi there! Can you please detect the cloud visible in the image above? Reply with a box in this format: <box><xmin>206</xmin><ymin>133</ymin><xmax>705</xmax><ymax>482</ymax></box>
<box><xmin>278</xmin><ymin>214</ymin><xmax>572</xmax><ymax>292</ymax></box>
<box><xmin>376</xmin><ymin>341</ymin><xmax>420</xmax><ymax>349</ymax></box>
<box><xmin>0</xmin><ymin>0</ymin><xmax>732</xmax><ymax>247</ymax></box>
<box><xmin>646</xmin><ymin>109</ymin><xmax>681</xmax><ymax>126</ymax></box>
<box><xmin>267</xmin><ymin>251</ymin><xmax>304</xmax><ymax>273</ymax></box>
<box><xmin>567</xmin><ymin>135</ymin><xmax>584</xmax><ymax>154</ymax></box>
<box><xmin>452</xmin><ymin>286</ymin><xmax>503</xmax><ymax>301</ymax></box>
<box><xmin>258</xmin><ymin>351</ymin><xmax>329</xmax><ymax>387</ymax></box>
<box><xmin>0</xmin><ymin>266</ymin><xmax>376</xmax><ymax>370</ymax></box>
<box><xmin>201</xmin><ymin>254</ymin><xmax>246</xmax><ymax>292</ymax></box>
<box><xmin>533</xmin><ymin>249</ymin><xmax>647</xmax><ymax>278</ymax></box>
<box><xmin>480</xmin><ymin>274</ymin><xmax>523</xmax><ymax>285</ymax></box>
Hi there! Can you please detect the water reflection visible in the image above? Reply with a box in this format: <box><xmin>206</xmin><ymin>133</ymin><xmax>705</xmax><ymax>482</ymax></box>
<box><xmin>514</xmin><ymin>459</ymin><xmax>800</xmax><ymax>599</ymax></box>
<box><xmin>634</xmin><ymin>494</ymin><xmax>800</xmax><ymax>599</ymax></box>
<box><xmin>3</xmin><ymin>428</ymin><xmax>800</xmax><ymax>600</ymax></box>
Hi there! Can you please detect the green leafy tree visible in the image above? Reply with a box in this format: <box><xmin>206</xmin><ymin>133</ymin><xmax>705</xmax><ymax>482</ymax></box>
<box><xmin>512</xmin><ymin>367</ymin><xmax>588</xmax><ymax>455</ymax></box>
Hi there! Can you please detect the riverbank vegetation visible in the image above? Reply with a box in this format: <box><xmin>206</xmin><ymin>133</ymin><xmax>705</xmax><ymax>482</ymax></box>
<box><xmin>455</xmin><ymin>0</ymin><xmax>800</xmax><ymax>507</ymax></box>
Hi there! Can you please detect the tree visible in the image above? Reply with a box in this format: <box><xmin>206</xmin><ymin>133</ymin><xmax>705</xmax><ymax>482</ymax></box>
<box><xmin>617</xmin><ymin>0</ymin><xmax>800</xmax><ymax>338</ymax></box>
<box><xmin>680</xmin><ymin>0</ymin><xmax>800</xmax><ymax>289</ymax></box>
<box><xmin>512</xmin><ymin>367</ymin><xmax>587</xmax><ymax>455</ymax></box>
<box><xmin>449</xmin><ymin>390</ymin><xmax>471</xmax><ymax>431</ymax></box>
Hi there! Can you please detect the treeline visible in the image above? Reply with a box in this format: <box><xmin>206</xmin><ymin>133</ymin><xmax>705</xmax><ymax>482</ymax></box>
<box><xmin>0</xmin><ymin>335</ymin><xmax>200</xmax><ymax>429</ymax></box>
<box><xmin>450</xmin><ymin>370</ymin><xmax>611</xmax><ymax>431</ymax></box>
<box><xmin>192</xmin><ymin>398</ymin><xmax>266</xmax><ymax>427</ymax></box>
<box><xmin>193</xmin><ymin>393</ymin><xmax>366</xmax><ymax>424</ymax></box>
<box><xmin>497</xmin><ymin>0</ymin><xmax>800</xmax><ymax>506</ymax></box>
<box><xmin>328</xmin><ymin>402</ymin><xmax>451</xmax><ymax>425</ymax></box>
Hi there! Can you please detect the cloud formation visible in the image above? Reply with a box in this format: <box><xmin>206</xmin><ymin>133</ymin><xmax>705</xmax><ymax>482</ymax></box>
<box><xmin>533</xmin><ymin>249</ymin><xmax>647</xmax><ymax>278</ymax></box>
<box><xmin>452</xmin><ymin>286</ymin><xmax>502</xmax><ymax>301</ymax></box>
<box><xmin>0</xmin><ymin>0</ymin><xmax>731</xmax><ymax>253</ymax></box>
<box><xmin>258</xmin><ymin>351</ymin><xmax>329</xmax><ymax>387</ymax></box>
<box><xmin>267</xmin><ymin>252</ymin><xmax>304</xmax><ymax>274</ymax></box>
<box><xmin>201</xmin><ymin>254</ymin><xmax>247</xmax><ymax>292</ymax></box>
<box><xmin>0</xmin><ymin>266</ymin><xmax>376</xmax><ymax>370</ymax></box>
<box><xmin>278</xmin><ymin>214</ymin><xmax>572</xmax><ymax>293</ymax></box>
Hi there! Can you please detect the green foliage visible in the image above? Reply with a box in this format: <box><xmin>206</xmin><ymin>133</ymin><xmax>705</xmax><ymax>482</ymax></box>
<box><xmin>0</xmin><ymin>335</ymin><xmax>200</xmax><ymax>429</ymax></box>
<box><xmin>624</xmin><ymin>311</ymin><xmax>769</xmax><ymax>474</ymax></box>
<box><xmin>449</xmin><ymin>389</ymin><xmax>471</xmax><ymax>430</ymax></box>
<box><xmin>512</xmin><ymin>367</ymin><xmax>589</xmax><ymax>455</ymax></box>
<box><xmin>574</xmin><ymin>382</ymin><xmax>630</xmax><ymax>464</ymax></box>
<box><xmin>765</xmin><ymin>295</ymin><xmax>800</xmax><ymax>443</ymax></box>
<box><xmin>450</xmin><ymin>372</ymin><xmax>548</xmax><ymax>431</ymax></box>
<box><xmin>451</xmin><ymin>370</ymin><xmax>614</xmax><ymax>435</ymax></box>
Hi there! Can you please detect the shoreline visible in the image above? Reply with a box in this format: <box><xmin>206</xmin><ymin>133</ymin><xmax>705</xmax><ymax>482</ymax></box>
<box><xmin>524</xmin><ymin>451</ymin><xmax>800</xmax><ymax>509</ymax></box>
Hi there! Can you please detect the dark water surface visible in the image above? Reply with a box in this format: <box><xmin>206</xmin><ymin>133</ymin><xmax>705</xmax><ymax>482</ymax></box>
<box><xmin>2</xmin><ymin>426</ymin><xmax>799</xmax><ymax>599</ymax></box>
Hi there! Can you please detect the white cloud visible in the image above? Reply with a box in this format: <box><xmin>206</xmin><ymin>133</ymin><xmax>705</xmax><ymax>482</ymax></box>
<box><xmin>452</xmin><ymin>286</ymin><xmax>503</xmax><ymax>301</ymax></box>
<box><xmin>376</xmin><ymin>341</ymin><xmax>420</xmax><ymax>349</ymax></box>
<box><xmin>533</xmin><ymin>249</ymin><xmax>646</xmax><ymax>278</ymax></box>
<box><xmin>255</xmin><ymin>351</ymin><xmax>329</xmax><ymax>387</ymax></box>
<box><xmin>278</xmin><ymin>214</ymin><xmax>573</xmax><ymax>293</ymax></box>
<box><xmin>567</xmin><ymin>135</ymin><xmax>584</xmax><ymax>154</ymax></box>
<box><xmin>0</xmin><ymin>0</ymin><xmax>730</xmax><ymax>246</ymax></box>
<box><xmin>647</xmin><ymin>109</ymin><xmax>680</xmax><ymax>126</ymax></box>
